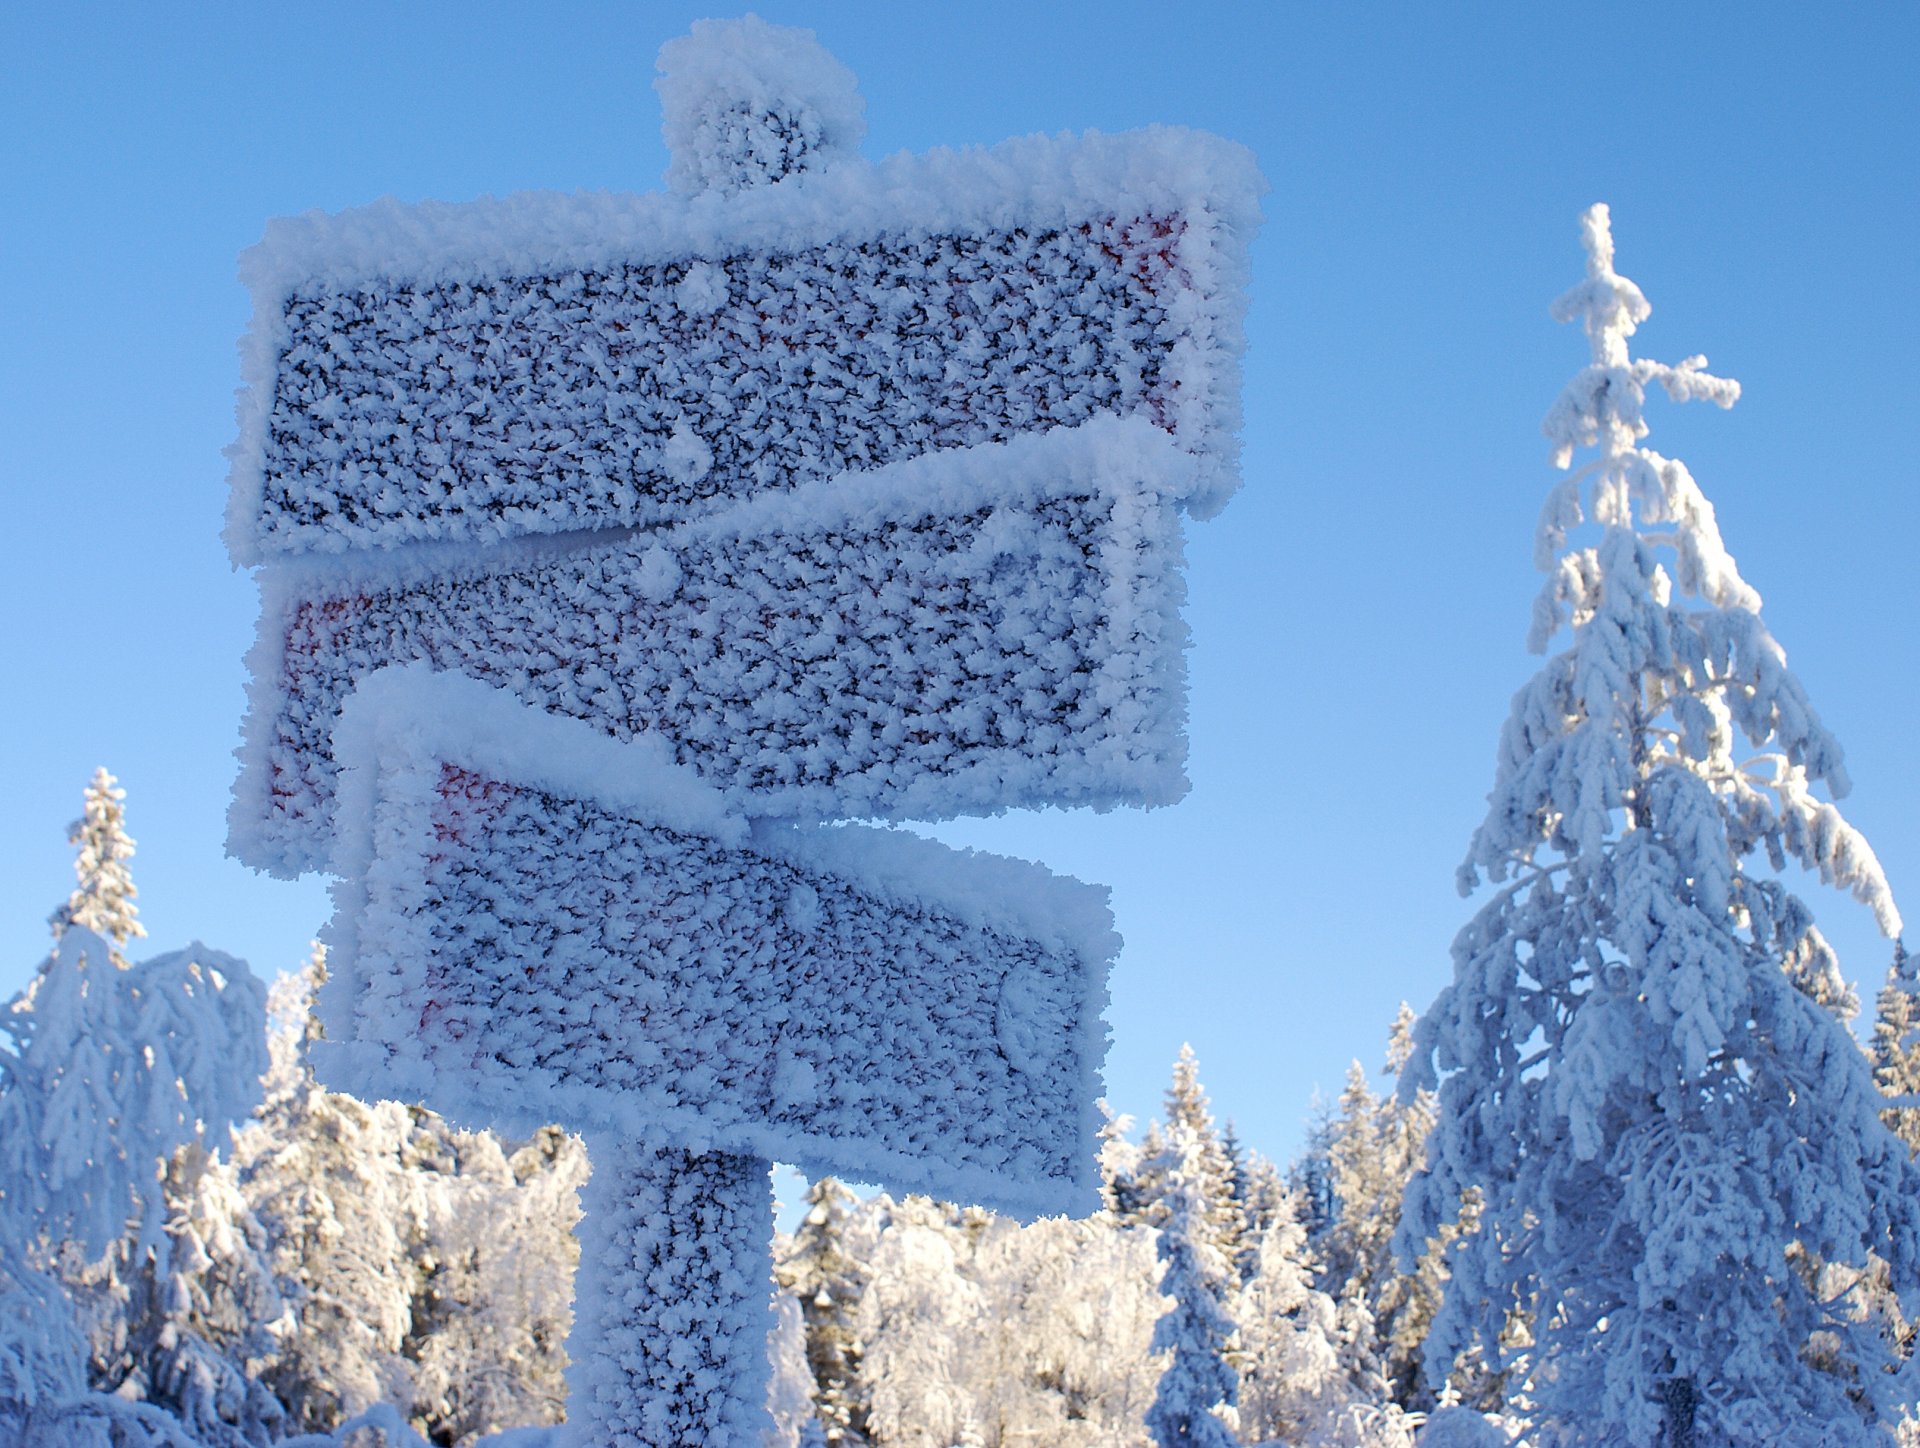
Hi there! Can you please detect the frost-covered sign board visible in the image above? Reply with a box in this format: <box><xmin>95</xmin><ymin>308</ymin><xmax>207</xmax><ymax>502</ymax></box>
<box><xmin>327</xmin><ymin>667</ymin><xmax>1111</xmax><ymax>1217</ymax></box>
<box><xmin>241</xmin><ymin>419</ymin><xmax>1194</xmax><ymax>876</ymax></box>
<box><xmin>225</xmin><ymin>17</ymin><xmax>1258</xmax><ymax>1445</ymax></box>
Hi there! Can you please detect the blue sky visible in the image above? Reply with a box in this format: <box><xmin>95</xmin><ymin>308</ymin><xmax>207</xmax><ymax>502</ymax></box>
<box><xmin>2</xmin><ymin>2</ymin><xmax>1914</xmax><ymax>1172</ymax></box>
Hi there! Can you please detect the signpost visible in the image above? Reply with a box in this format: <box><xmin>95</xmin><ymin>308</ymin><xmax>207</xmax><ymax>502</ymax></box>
<box><xmin>226</xmin><ymin>17</ymin><xmax>1259</xmax><ymax>1444</ymax></box>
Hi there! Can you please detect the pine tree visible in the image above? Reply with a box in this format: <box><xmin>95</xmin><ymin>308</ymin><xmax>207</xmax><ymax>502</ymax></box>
<box><xmin>777</xmin><ymin>1176</ymin><xmax>872</xmax><ymax>1445</ymax></box>
<box><xmin>1398</xmin><ymin>205</ymin><xmax>1920</xmax><ymax>1445</ymax></box>
<box><xmin>1144</xmin><ymin>1123</ymin><xmax>1239</xmax><ymax>1448</ymax></box>
<box><xmin>48</xmin><ymin>768</ymin><xmax>148</xmax><ymax>967</ymax></box>
<box><xmin>1131</xmin><ymin>1047</ymin><xmax>1243</xmax><ymax>1267</ymax></box>
<box><xmin>0</xmin><ymin>777</ymin><xmax>268</xmax><ymax>1444</ymax></box>
<box><xmin>1874</xmin><ymin>940</ymin><xmax>1920</xmax><ymax>1153</ymax></box>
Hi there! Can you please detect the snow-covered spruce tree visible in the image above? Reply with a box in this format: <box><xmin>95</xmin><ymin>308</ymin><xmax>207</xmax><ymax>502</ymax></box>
<box><xmin>0</xmin><ymin>775</ymin><xmax>269</xmax><ymax>1444</ymax></box>
<box><xmin>112</xmin><ymin>1141</ymin><xmax>290</xmax><ymax>1448</ymax></box>
<box><xmin>1145</xmin><ymin>1123</ymin><xmax>1240</xmax><ymax>1448</ymax></box>
<box><xmin>1874</xmin><ymin>940</ymin><xmax>1920</xmax><ymax>1153</ymax></box>
<box><xmin>1130</xmin><ymin>1047</ymin><xmax>1244</xmax><ymax>1265</ymax></box>
<box><xmin>48</xmin><ymin>767</ymin><xmax>147</xmax><ymax>967</ymax></box>
<box><xmin>1397</xmin><ymin>204</ymin><xmax>1920</xmax><ymax>1444</ymax></box>
<box><xmin>777</xmin><ymin>1175</ymin><xmax>872</xmax><ymax>1445</ymax></box>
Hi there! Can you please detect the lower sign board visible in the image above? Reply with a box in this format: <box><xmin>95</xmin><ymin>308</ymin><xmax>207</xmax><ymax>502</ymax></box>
<box><xmin>235</xmin><ymin>417</ymin><xmax>1193</xmax><ymax>877</ymax></box>
<box><xmin>319</xmin><ymin>665</ymin><xmax>1116</xmax><ymax>1221</ymax></box>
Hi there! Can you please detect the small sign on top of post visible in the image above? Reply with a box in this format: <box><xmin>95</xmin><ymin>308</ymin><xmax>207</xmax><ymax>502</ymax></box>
<box><xmin>225</xmin><ymin>16</ymin><xmax>1261</xmax><ymax>1444</ymax></box>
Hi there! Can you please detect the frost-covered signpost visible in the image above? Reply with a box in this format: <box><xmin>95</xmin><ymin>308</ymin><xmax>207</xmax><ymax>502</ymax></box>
<box><xmin>224</xmin><ymin>18</ymin><xmax>1258</xmax><ymax>1444</ymax></box>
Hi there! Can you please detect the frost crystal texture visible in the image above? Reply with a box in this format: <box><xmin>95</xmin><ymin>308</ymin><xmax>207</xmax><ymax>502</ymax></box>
<box><xmin>568</xmin><ymin>1144</ymin><xmax>775</xmax><ymax>1446</ymax></box>
<box><xmin>655</xmin><ymin>16</ymin><xmax>865</xmax><ymax>194</ymax></box>
<box><xmin>225</xmin><ymin>126</ymin><xmax>1259</xmax><ymax>564</ymax></box>
<box><xmin>322</xmin><ymin>667</ymin><xmax>1114</xmax><ymax>1220</ymax></box>
<box><xmin>236</xmin><ymin>419</ymin><xmax>1193</xmax><ymax>876</ymax></box>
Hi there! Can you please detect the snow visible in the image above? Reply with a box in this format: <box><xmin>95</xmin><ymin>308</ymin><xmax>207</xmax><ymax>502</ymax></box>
<box><xmin>232</xmin><ymin>417</ymin><xmax>1194</xmax><ymax>878</ymax></box>
<box><xmin>655</xmin><ymin>16</ymin><xmax>866</xmax><ymax>196</ymax></box>
<box><xmin>318</xmin><ymin>665</ymin><xmax>1114</xmax><ymax>1221</ymax></box>
<box><xmin>567</xmin><ymin>1143</ymin><xmax>775</xmax><ymax>1447</ymax></box>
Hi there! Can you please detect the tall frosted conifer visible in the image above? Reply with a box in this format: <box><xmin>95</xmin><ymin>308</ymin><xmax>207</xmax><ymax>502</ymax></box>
<box><xmin>1145</xmin><ymin>1122</ymin><xmax>1239</xmax><ymax>1448</ymax></box>
<box><xmin>0</xmin><ymin>775</ymin><xmax>267</xmax><ymax>1443</ymax></box>
<box><xmin>48</xmin><ymin>768</ymin><xmax>146</xmax><ymax>967</ymax></box>
<box><xmin>1874</xmin><ymin>940</ymin><xmax>1920</xmax><ymax>1153</ymax></box>
<box><xmin>777</xmin><ymin>1176</ymin><xmax>870</xmax><ymax>1445</ymax></box>
<box><xmin>1132</xmin><ymin>1046</ymin><xmax>1242</xmax><ymax>1265</ymax></box>
<box><xmin>1398</xmin><ymin>206</ymin><xmax>1920</xmax><ymax>1445</ymax></box>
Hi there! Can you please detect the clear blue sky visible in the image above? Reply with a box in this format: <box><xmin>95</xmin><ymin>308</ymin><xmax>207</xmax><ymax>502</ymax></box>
<box><xmin>3</xmin><ymin>2</ymin><xmax>1914</xmax><ymax>1174</ymax></box>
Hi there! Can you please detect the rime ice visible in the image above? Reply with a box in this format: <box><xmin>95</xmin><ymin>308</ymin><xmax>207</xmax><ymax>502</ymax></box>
<box><xmin>321</xmin><ymin>667</ymin><xmax>1113</xmax><ymax>1220</ymax></box>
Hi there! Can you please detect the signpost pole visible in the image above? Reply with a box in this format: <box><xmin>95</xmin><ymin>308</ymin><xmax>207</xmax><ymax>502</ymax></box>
<box><xmin>568</xmin><ymin>1136</ymin><xmax>776</xmax><ymax>1447</ymax></box>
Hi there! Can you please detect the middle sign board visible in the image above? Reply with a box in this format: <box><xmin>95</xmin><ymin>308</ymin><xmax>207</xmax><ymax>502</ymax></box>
<box><xmin>237</xmin><ymin>418</ymin><xmax>1197</xmax><ymax>876</ymax></box>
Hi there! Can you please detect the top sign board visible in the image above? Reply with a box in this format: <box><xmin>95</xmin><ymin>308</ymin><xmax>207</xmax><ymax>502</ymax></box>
<box><xmin>224</xmin><ymin>128</ymin><xmax>1262</xmax><ymax>565</ymax></box>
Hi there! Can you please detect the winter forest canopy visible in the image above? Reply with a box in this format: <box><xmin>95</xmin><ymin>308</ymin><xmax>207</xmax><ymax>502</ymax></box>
<box><xmin>4</xmin><ymin>8</ymin><xmax>1918</xmax><ymax>1447</ymax></box>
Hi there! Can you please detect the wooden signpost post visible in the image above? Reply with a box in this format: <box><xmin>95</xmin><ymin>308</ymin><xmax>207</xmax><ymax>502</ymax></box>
<box><xmin>225</xmin><ymin>17</ymin><xmax>1259</xmax><ymax>1444</ymax></box>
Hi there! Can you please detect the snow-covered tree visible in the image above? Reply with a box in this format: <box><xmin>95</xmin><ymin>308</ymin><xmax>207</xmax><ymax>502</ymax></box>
<box><xmin>1398</xmin><ymin>204</ymin><xmax>1920</xmax><ymax>1445</ymax></box>
<box><xmin>0</xmin><ymin>776</ymin><xmax>268</xmax><ymax>1445</ymax></box>
<box><xmin>403</xmin><ymin>1124</ymin><xmax>584</xmax><ymax>1443</ymax></box>
<box><xmin>856</xmin><ymin>1195</ymin><xmax>978</xmax><ymax>1448</ymax></box>
<box><xmin>1145</xmin><ymin>1123</ymin><xmax>1239</xmax><ymax>1448</ymax></box>
<box><xmin>233</xmin><ymin>953</ymin><xmax>428</xmax><ymax>1435</ymax></box>
<box><xmin>767</xmin><ymin>1291</ymin><xmax>818</xmax><ymax>1448</ymax></box>
<box><xmin>853</xmin><ymin>1190</ymin><xmax>1163</xmax><ymax>1448</ymax></box>
<box><xmin>107</xmin><ymin>1142</ymin><xmax>289</xmax><ymax>1447</ymax></box>
<box><xmin>1874</xmin><ymin>940</ymin><xmax>1920</xmax><ymax>1153</ymax></box>
<box><xmin>1319</xmin><ymin>1008</ymin><xmax>1444</xmax><ymax>1410</ymax></box>
<box><xmin>966</xmin><ymin>1211</ymin><xmax>1163</xmax><ymax>1446</ymax></box>
<box><xmin>48</xmin><ymin>767</ymin><xmax>147</xmax><ymax>966</ymax></box>
<box><xmin>777</xmin><ymin>1175</ymin><xmax>872</xmax><ymax>1445</ymax></box>
<box><xmin>1233</xmin><ymin>1181</ymin><xmax>1350</xmax><ymax>1445</ymax></box>
<box><xmin>1130</xmin><ymin>1047</ymin><xmax>1243</xmax><ymax>1267</ymax></box>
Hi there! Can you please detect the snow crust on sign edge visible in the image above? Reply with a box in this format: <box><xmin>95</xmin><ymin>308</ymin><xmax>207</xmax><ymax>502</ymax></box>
<box><xmin>316</xmin><ymin>662</ymin><xmax>744</xmax><ymax>1105</ymax></box>
<box><xmin>224</xmin><ymin>123</ymin><xmax>1264</xmax><ymax>564</ymax></box>
<box><xmin>225</xmin><ymin>416</ymin><xmax>1197</xmax><ymax>879</ymax></box>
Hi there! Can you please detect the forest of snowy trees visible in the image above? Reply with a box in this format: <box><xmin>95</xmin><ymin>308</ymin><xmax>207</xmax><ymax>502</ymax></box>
<box><xmin>0</xmin><ymin>767</ymin><xmax>1448</xmax><ymax>1447</ymax></box>
<box><xmin>4</xmin><ymin>210</ymin><xmax>1918</xmax><ymax>1447</ymax></box>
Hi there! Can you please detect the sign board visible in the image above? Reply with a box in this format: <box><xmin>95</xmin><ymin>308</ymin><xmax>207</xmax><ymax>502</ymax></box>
<box><xmin>324</xmin><ymin>665</ymin><xmax>1114</xmax><ymax>1220</ymax></box>
<box><xmin>235</xmin><ymin>419</ymin><xmax>1193</xmax><ymax>877</ymax></box>
<box><xmin>225</xmin><ymin>130</ymin><xmax>1258</xmax><ymax>566</ymax></box>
